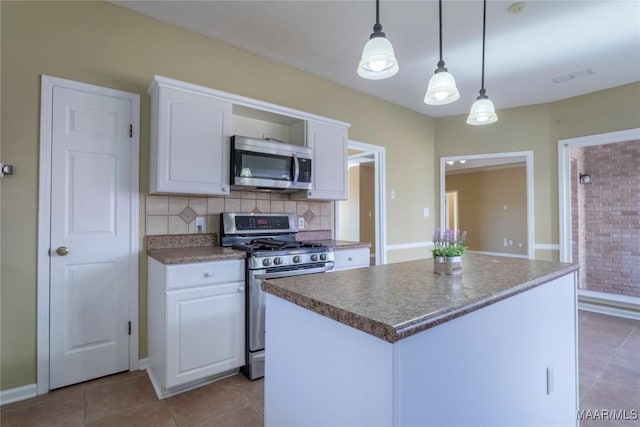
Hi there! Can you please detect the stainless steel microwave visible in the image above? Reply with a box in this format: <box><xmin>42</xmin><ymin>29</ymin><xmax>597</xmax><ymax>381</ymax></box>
<box><xmin>230</xmin><ymin>136</ymin><xmax>312</xmax><ymax>192</ymax></box>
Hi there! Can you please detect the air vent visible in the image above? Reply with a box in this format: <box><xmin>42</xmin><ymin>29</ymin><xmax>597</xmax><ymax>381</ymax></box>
<box><xmin>552</xmin><ymin>69</ymin><xmax>594</xmax><ymax>84</ymax></box>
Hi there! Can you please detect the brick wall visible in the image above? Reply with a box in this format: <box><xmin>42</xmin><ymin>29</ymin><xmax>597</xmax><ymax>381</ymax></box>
<box><xmin>582</xmin><ymin>140</ymin><xmax>640</xmax><ymax>298</ymax></box>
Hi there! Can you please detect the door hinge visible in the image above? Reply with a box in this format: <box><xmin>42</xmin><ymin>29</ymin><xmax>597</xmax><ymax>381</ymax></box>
<box><xmin>128</xmin><ymin>321</ymin><xmax>132</xmax><ymax>335</ymax></box>
<box><xmin>129</xmin><ymin>124</ymin><xmax>133</xmax><ymax>138</ymax></box>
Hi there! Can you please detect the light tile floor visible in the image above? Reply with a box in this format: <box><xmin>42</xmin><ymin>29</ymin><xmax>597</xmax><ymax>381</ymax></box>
<box><xmin>578</xmin><ymin>311</ymin><xmax>640</xmax><ymax>426</ymax></box>
<box><xmin>1</xmin><ymin>311</ymin><xmax>638</xmax><ymax>426</ymax></box>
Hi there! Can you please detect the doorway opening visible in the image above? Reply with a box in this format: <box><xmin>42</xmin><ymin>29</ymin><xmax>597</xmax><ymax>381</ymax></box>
<box><xmin>445</xmin><ymin>191</ymin><xmax>458</xmax><ymax>232</ymax></box>
<box><xmin>335</xmin><ymin>140</ymin><xmax>386</xmax><ymax>265</ymax></box>
<box><xmin>440</xmin><ymin>151</ymin><xmax>534</xmax><ymax>259</ymax></box>
<box><xmin>558</xmin><ymin>128</ymin><xmax>640</xmax><ymax>319</ymax></box>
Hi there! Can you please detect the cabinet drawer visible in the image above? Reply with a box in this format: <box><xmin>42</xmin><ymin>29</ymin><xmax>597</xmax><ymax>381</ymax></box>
<box><xmin>333</xmin><ymin>248</ymin><xmax>370</xmax><ymax>271</ymax></box>
<box><xmin>166</xmin><ymin>259</ymin><xmax>244</xmax><ymax>290</ymax></box>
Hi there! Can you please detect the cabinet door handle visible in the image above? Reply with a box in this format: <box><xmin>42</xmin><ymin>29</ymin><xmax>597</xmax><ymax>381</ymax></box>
<box><xmin>238</xmin><ymin>286</ymin><xmax>245</xmax><ymax>292</ymax></box>
<box><xmin>348</xmin><ymin>257</ymin><xmax>353</xmax><ymax>261</ymax></box>
<box><xmin>203</xmin><ymin>272</ymin><xmax>213</xmax><ymax>278</ymax></box>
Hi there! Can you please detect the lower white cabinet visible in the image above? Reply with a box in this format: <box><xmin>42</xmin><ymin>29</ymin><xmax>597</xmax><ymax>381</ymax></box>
<box><xmin>147</xmin><ymin>257</ymin><xmax>245</xmax><ymax>398</ymax></box>
<box><xmin>333</xmin><ymin>247</ymin><xmax>371</xmax><ymax>271</ymax></box>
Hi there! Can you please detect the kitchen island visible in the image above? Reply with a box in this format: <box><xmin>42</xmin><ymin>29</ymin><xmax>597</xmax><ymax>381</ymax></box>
<box><xmin>262</xmin><ymin>254</ymin><xmax>578</xmax><ymax>427</ymax></box>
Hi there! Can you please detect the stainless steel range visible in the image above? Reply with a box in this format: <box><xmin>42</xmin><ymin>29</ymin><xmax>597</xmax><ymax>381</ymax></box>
<box><xmin>220</xmin><ymin>212</ymin><xmax>334</xmax><ymax>380</ymax></box>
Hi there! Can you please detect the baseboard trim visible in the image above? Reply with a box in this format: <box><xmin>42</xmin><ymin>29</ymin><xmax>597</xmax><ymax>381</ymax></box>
<box><xmin>386</xmin><ymin>241</ymin><xmax>433</xmax><ymax>251</ymax></box>
<box><xmin>578</xmin><ymin>290</ymin><xmax>640</xmax><ymax>320</ymax></box>
<box><xmin>467</xmin><ymin>250</ymin><xmax>529</xmax><ymax>259</ymax></box>
<box><xmin>0</xmin><ymin>383</ymin><xmax>37</xmax><ymax>406</ymax></box>
<box><xmin>534</xmin><ymin>243</ymin><xmax>560</xmax><ymax>251</ymax></box>
<box><xmin>138</xmin><ymin>358</ymin><xmax>150</xmax><ymax>371</ymax></box>
<box><xmin>147</xmin><ymin>367</ymin><xmax>239</xmax><ymax>400</ymax></box>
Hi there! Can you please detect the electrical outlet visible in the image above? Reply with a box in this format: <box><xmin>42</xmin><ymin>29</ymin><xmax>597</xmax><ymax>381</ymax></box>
<box><xmin>298</xmin><ymin>217</ymin><xmax>305</xmax><ymax>229</ymax></box>
<box><xmin>423</xmin><ymin>207</ymin><xmax>430</xmax><ymax>217</ymax></box>
<box><xmin>503</xmin><ymin>237</ymin><xmax>508</xmax><ymax>247</ymax></box>
<box><xmin>195</xmin><ymin>216</ymin><xmax>205</xmax><ymax>233</ymax></box>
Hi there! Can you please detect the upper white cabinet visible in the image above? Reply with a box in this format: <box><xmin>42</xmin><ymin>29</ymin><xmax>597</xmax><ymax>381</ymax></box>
<box><xmin>149</xmin><ymin>80</ymin><xmax>231</xmax><ymax>195</ymax></box>
<box><xmin>292</xmin><ymin>121</ymin><xmax>349</xmax><ymax>201</ymax></box>
<box><xmin>148</xmin><ymin>75</ymin><xmax>350</xmax><ymax>200</ymax></box>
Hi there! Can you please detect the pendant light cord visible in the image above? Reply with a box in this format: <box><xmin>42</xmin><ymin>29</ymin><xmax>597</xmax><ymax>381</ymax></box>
<box><xmin>372</xmin><ymin>0</ymin><xmax>383</xmax><ymax>36</ymax></box>
<box><xmin>438</xmin><ymin>0</ymin><xmax>443</xmax><ymax>65</ymax></box>
<box><xmin>480</xmin><ymin>0</ymin><xmax>487</xmax><ymax>96</ymax></box>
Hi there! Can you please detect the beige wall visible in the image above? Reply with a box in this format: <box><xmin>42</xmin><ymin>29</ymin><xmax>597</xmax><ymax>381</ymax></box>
<box><xmin>0</xmin><ymin>1</ymin><xmax>435</xmax><ymax>390</ymax></box>
<box><xmin>446</xmin><ymin>167</ymin><xmax>527</xmax><ymax>255</ymax></box>
<box><xmin>435</xmin><ymin>83</ymin><xmax>640</xmax><ymax>262</ymax></box>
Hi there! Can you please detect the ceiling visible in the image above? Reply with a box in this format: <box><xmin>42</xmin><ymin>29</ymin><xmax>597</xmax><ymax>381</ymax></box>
<box><xmin>112</xmin><ymin>0</ymin><xmax>640</xmax><ymax>118</ymax></box>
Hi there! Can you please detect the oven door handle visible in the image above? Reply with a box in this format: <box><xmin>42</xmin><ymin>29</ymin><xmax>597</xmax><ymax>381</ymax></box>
<box><xmin>254</xmin><ymin>266</ymin><xmax>332</xmax><ymax>280</ymax></box>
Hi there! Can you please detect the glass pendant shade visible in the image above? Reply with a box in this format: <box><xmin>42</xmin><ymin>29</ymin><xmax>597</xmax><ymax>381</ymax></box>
<box><xmin>357</xmin><ymin>36</ymin><xmax>399</xmax><ymax>80</ymax></box>
<box><xmin>424</xmin><ymin>70</ymin><xmax>460</xmax><ymax>105</ymax></box>
<box><xmin>466</xmin><ymin>96</ymin><xmax>498</xmax><ymax>125</ymax></box>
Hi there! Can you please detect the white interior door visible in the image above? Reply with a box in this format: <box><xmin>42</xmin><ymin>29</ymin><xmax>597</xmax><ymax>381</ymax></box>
<box><xmin>48</xmin><ymin>85</ymin><xmax>134</xmax><ymax>389</ymax></box>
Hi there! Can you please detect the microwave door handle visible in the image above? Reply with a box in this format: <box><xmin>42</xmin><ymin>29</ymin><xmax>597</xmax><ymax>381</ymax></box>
<box><xmin>292</xmin><ymin>153</ymin><xmax>300</xmax><ymax>185</ymax></box>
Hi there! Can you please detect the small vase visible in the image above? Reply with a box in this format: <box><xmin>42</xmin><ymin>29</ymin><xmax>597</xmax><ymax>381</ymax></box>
<box><xmin>433</xmin><ymin>256</ymin><xmax>462</xmax><ymax>275</ymax></box>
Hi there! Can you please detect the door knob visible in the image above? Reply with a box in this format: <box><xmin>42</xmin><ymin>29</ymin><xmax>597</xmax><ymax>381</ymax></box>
<box><xmin>56</xmin><ymin>246</ymin><xmax>69</xmax><ymax>256</ymax></box>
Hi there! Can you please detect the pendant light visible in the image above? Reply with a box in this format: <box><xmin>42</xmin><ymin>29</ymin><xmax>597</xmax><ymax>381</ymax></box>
<box><xmin>424</xmin><ymin>0</ymin><xmax>460</xmax><ymax>105</ymax></box>
<box><xmin>357</xmin><ymin>0</ymin><xmax>399</xmax><ymax>80</ymax></box>
<box><xmin>467</xmin><ymin>0</ymin><xmax>498</xmax><ymax>125</ymax></box>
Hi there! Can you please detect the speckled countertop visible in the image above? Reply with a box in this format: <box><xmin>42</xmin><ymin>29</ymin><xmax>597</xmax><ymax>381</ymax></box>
<box><xmin>307</xmin><ymin>240</ymin><xmax>372</xmax><ymax>250</ymax></box>
<box><xmin>146</xmin><ymin>233</ymin><xmax>245</xmax><ymax>264</ymax></box>
<box><xmin>148</xmin><ymin>246</ymin><xmax>246</xmax><ymax>264</ymax></box>
<box><xmin>262</xmin><ymin>254</ymin><xmax>577</xmax><ymax>343</ymax></box>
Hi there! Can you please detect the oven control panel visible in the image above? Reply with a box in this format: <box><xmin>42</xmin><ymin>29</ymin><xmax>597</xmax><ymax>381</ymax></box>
<box><xmin>237</xmin><ymin>215</ymin><xmax>290</xmax><ymax>231</ymax></box>
<box><xmin>222</xmin><ymin>212</ymin><xmax>298</xmax><ymax>234</ymax></box>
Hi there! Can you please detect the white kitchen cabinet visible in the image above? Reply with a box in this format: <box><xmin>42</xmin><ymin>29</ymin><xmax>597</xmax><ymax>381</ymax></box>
<box><xmin>149</xmin><ymin>79</ymin><xmax>231</xmax><ymax>195</ymax></box>
<box><xmin>333</xmin><ymin>247</ymin><xmax>371</xmax><ymax>271</ymax></box>
<box><xmin>147</xmin><ymin>258</ymin><xmax>245</xmax><ymax>398</ymax></box>
<box><xmin>148</xmin><ymin>75</ymin><xmax>351</xmax><ymax>200</ymax></box>
<box><xmin>292</xmin><ymin>120</ymin><xmax>349</xmax><ymax>201</ymax></box>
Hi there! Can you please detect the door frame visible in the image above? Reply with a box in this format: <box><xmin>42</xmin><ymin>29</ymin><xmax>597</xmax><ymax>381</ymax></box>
<box><xmin>439</xmin><ymin>151</ymin><xmax>534</xmax><ymax>259</ymax></box>
<box><xmin>334</xmin><ymin>140</ymin><xmax>387</xmax><ymax>265</ymax></box>
<box><xmin>37</xmin><ymin>75</ymin><xmax>140</xmax><ymax>395</ymax></box>
<box><xmin>557</xmin><ymin>128</ymin><xmax>640</xmax><ymax>262</ymax></box>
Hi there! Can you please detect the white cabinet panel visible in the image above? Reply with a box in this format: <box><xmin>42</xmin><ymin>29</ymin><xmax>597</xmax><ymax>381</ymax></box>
<box><xmin>333</xmin><ymin>248</ymin><xmax>370</xmax><ymax>271</ymax></box>
<box><xmin>293</xmin><ymin>121</ymin><xmax>348</xmax><ymax>201</ymax></box>
<box><xmin>147</xmin><ymin>257</ymin><xmax>245</xmax><ymax>398</ymax></box>
<box><xmin>166</xmin><ymin>259</ymin><xmax>244</xmax><ymax>290</ymax></box>
<box><xmin>166</xmin><ymin>282</ymin><xmax>245</xmax><ymax>388</ymax></box>
<box><xmin>149</xmin><ymin>83</ymin><xmax>231</xmax><ymax>195</ymax></box>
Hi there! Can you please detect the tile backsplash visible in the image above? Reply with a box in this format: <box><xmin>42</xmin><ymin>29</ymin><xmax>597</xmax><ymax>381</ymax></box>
<box><xmin>145</xmin><ymin>191</ymin><xmax>333</xmax><ymax>238</ymax></box>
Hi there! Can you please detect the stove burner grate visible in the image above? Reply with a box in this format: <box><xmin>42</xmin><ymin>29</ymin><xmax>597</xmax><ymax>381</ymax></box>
<box><xmin>232</xmin><ymin>238</ymin><xmax>326</xmax><ymax>253</ymax></box>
